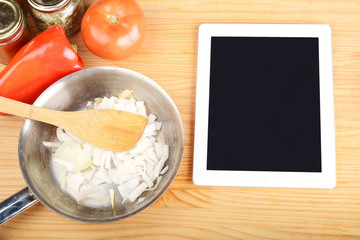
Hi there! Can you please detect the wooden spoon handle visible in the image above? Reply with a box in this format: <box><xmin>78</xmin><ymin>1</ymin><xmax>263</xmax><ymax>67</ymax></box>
<box><xmin>0</xmin><ymin>96</ymin><xmax>60</xmax><ymax>124</ymax></box>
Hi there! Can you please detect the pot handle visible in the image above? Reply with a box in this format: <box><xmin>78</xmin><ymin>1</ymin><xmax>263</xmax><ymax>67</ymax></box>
<box><xmin>0</xmin><ymin>187</ymin><xmax>39</xmax><ymax>224</ymax></box>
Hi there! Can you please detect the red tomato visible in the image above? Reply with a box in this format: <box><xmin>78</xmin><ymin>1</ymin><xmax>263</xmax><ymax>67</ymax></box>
<box><xmin>81</xmin><ymin>0</ymin><xmax>146</xmax><ymax>60</ymax></box>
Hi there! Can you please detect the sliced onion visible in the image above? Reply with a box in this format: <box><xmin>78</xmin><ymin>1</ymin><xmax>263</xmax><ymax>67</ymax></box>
<box><xmin>46</xmin><ymin>90</ymin><xmax>170</xmax><ymax>208</ymax></box>
<box><xmin>127</xmin><ymin>182</ymin><xmax>148</xmax><ymax>202</ymax></box>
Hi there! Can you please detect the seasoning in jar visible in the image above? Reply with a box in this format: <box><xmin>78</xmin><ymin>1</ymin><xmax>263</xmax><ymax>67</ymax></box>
<box><xmin>0</xmin><ymin>0</ymin><xmax>32</xmax><ymax>64</ymax></box>
<box><xmin>27</xmin><ymin>0</ymin><xmax>85</xmax><ymax>36</ymax></box>
<box><xmin>14</xmin><ymin>0</ymin><xmax>27</xmax><ymax>14</ymax></box>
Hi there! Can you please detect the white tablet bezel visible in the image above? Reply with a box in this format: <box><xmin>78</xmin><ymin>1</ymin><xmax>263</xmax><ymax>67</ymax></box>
<box><xmin>193</xmin><ymin>24</ymin><xmax>336</xmax><ymax>188</ymax></box>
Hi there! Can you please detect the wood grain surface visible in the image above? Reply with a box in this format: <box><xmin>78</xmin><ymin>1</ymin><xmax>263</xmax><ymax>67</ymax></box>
<box><xmin>1</xmin><ymin>0</ymin><xmax>360</xmax><ymax>239</ymax></box>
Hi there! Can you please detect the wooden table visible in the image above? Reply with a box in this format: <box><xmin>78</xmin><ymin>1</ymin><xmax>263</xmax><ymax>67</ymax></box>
<box><xmin>1</xmin><ymin>0</ymin><xmax>360</xmax><ymax>239</ymax></box>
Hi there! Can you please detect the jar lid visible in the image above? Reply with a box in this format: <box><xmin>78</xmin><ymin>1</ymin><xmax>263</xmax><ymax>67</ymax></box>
<box><xmin>27</xmin><ymin>0</ymin><xmax>70</xmax><ymax>12</ymax></box>
<box><xmin>0</xmin><ymin>0</ymin><xmax>23</xmax><ymax>41</ymax></box>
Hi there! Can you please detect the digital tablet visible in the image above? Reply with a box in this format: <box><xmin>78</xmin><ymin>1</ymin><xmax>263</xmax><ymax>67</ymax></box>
<box><xmin>193</xmin><ymin>24</ymin><xmax>336</xmax><ymax>188</ymax></box>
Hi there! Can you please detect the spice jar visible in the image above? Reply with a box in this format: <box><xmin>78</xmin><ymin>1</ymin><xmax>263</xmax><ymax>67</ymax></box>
<box><xmin>15</xmin><ymin>0</ymin><xmax>27</xmax><ymax>12</ymax></box>
<box><xmin>14</xmin><ymin>0</ymin><xmax>27</xmax><ymax>13</ymax></box>
<box><xmin>27</xmin><ymin>0</ymin><xmax>85</xmax><ymax>36</ymax></box>
<box><xmin>0</xmin><ymin>0</ymin><xmax>32</xmax><ymax>64</ymax></box>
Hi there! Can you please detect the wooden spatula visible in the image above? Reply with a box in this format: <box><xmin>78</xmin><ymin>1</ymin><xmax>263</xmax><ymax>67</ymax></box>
<box><xmin>0</xmin><ymin>96</ymin><xmax>148</xmax><ymax>151</ymax></box>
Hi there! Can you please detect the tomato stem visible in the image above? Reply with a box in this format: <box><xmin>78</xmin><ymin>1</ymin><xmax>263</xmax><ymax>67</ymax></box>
<box><xmin>71</xmin><ymin>43</ymin><xmax>78</xmax><ymax>53</ymax></box>
<box><xmin>107</xmin><ymin>15</ymin><xmax>119</xmax><ymax>25</ymax></box>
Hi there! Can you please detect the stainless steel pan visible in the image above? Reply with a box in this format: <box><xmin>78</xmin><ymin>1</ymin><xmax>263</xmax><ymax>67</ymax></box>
<box><xmin>0</xmin><ymin>67</ymin><xmax>184</xmax><ymax>223</ymax></box>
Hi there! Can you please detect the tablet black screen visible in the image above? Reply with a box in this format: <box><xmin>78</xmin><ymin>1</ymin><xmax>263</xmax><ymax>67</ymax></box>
<box><xmin>207</xmin><ymin>37</ymin><xmax>322</xmax><ymax>172</ymax></box>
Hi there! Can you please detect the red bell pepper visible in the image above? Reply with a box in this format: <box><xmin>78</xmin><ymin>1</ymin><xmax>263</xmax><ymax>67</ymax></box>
<box><xmin>0</xmin><ymin>25</ymin><xmax>84</xmax><ymax>115</ymax></box>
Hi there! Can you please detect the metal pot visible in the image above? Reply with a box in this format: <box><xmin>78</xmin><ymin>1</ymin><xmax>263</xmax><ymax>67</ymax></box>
<box><xmin>0</xmin><ymin>67</ymin><xmax>184</xmax><ymax>223</ymax></box>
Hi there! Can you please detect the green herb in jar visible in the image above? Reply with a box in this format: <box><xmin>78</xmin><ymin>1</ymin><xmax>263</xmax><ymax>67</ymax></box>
<box><xmin>27</xmin><ymin>0</ymin><xmax>85</xmax><ymax>36</ymax></box>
